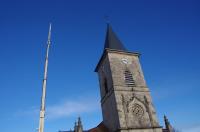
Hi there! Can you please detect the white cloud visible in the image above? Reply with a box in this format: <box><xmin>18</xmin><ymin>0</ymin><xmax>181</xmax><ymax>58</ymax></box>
<box><xmin>182</xmin><ymin>124</ymin><xmax>200</xmax><ymax>132</ymax></box>
<box><xmin>15</xmin><ymin>98</ymin><xmax>99</xmax><ymax>120</ymax></box>
<box><xmin>15</xmin><ymin>106</ymin><xmax>39</xmax><ymax>118</ymax></box>
<box><xmin>46</xmin><ymin>99</ymin><xmax>99</xmax><ymax>120</ymax></box>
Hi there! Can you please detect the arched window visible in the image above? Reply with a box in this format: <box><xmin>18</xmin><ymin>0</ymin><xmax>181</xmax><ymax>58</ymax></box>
<box><xmin>124</xmin><ymin>69</ymin><xmax>136</xmax><ymax>87</ymax></box>
<box><xmin>104</xmin><ymin>78</ymin><xmax>109</xmax><ymax>94</ymax></box>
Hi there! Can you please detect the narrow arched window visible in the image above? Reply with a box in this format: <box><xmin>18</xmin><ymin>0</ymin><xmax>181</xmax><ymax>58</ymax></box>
<box><xmin>104</xmin><ymin>78</ymin><xmax>109</xmax><ymax>94</ymax></box>
<box><xmin>124</xmin><ymin>69</ymin><xmax>136</xmax><ymax>87</ymax></box>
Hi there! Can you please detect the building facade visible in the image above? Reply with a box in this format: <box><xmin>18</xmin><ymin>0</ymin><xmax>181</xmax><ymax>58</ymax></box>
<box><xmin>59</xmin><ymin>25</ymin><xmax>174</xmax><ymax>132</ymax></box>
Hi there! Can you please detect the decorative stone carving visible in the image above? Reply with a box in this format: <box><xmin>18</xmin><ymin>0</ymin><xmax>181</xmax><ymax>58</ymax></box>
<box><xmin>131</xmin><ymin>103</ymin><xmax>144</xmax><ymax>118</ymax></box>
<box><xmin>121</xmin><ymin>94</ymin><xmax>152</xmax><ymax>128</ymax></box>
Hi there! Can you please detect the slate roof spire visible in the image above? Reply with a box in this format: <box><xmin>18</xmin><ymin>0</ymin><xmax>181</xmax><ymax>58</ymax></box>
<box><xmin>104</xmin><ymin>24</ymin><xmax>127</xmax><ymax>51</ymax></box>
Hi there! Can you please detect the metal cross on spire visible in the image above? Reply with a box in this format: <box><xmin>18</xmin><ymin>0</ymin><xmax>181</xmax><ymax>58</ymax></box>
<box><xmin>38</xmin><ymin>23</ymin><xmax>52</xmax><ymax>132</ymax></box>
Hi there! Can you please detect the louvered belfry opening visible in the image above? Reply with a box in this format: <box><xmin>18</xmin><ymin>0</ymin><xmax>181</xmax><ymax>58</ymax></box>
<box><xmin>124</xmin><ymin>69</ymin><xmax>136</xmax><ymax>87</ymax></box>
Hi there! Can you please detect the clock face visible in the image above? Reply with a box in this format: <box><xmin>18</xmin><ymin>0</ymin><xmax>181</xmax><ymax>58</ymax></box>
<box><xmin>121</xmin><ymin>58</ymin><xmax>129</xmax><ymax>64</ymax></box>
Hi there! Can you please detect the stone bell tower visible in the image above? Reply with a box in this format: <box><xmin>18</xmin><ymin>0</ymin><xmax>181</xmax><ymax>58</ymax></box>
<box><xmin>95</xmin><ymin>24</ymin><xmax>163</xmax><ymax>132</ymax></box>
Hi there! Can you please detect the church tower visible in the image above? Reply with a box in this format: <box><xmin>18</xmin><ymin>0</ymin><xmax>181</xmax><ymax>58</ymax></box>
<box><xmin>95</xmin><ymin>24</ymin><xmax>163</xmax><ymax>132</ymax></box>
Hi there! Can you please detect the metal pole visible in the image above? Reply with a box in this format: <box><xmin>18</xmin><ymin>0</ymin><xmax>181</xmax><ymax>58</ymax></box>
<box><xmin>38</xmin><ymin>23</ymin><xmax>52</xmax><ymax>132</ymax></box>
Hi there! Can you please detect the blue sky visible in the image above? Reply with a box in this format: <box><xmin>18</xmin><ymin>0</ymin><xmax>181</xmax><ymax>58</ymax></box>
<box><xmin>0</xmin><ymin>0</ymin><xmax>200</xmax><ymax>132</ymax></box>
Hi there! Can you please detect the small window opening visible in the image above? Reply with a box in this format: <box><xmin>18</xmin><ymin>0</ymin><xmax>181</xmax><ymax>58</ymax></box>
<box><xmin>104</xmin><ymin>78</ymin><xmax>109</xmax><ymax>94</ymax></box>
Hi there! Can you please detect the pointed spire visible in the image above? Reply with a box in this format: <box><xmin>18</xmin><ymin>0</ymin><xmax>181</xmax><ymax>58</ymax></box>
<box><xmin>104</xmin><ymin>24</ymin><xmax>127</xmax><ymax>51</ymax></box>
<box><xmin>78</xmin><ymin>117</ymin><xmax>82</xmax><ymax>125</ymax></box>
<box><xmin>164</xmin><ymin>115</ymin><xmax>174</xmax><ymax>132</ymax></box>
<box><xmin>77</xmin><ymin>117</ymin><xmax>83</xmax><ymax>132</ymax></box>
<box><xmin>74</xmin><ymin>121</ymin><xmax>78</xmax><ymax>132</ymax></box>
<box><xmin>164</xmin><ymin>115</ymin><xmax>170</xmax><ymax>129</ymax></box>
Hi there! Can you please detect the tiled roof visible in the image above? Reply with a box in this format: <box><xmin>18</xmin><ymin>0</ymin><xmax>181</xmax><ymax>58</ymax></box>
<box><xmin>88</xmin><ymin>122</ymin><xmax>109</xmax><ymax>132</ymax></box>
